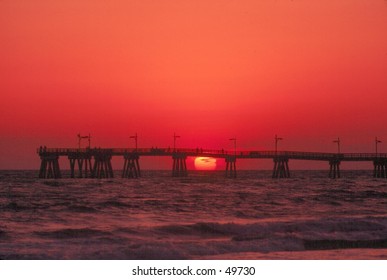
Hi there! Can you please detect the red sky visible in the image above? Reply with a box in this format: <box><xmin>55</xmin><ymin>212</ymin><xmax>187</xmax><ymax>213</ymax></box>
<box><xmin>1</xmin><ymin>0</ymin><xmax>387</xmax><ymax>170</ymax></box>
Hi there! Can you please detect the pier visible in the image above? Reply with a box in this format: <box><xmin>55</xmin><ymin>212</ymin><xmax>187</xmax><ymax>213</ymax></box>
<box><xmin>37</xmin><ymin>147</ymin><xmax>387</xmax><ymax>179</ymax></box>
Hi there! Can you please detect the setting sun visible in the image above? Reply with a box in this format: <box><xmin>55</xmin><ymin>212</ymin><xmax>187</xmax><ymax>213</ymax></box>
<box><xmin>194</xmin><ymin>157</ymin><xmax>217</xmax><ymax>171</ymax></box>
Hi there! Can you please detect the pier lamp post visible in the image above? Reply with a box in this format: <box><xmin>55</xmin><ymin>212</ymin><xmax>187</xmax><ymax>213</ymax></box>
<box><xmin>375</xmin><ymin>137</ymin><xmax>381</xmax><ymax>156</ymax></box>
<box><xmin>173</xmin><ymin>133</ymin><xmax>180</xmax><ymax>152</ymax></box>
<box><xmin>229</xmin><ymin>138</ymin><xmax>237</xmax><ymax>156</ymax></box>
<box><xmin>333</xmin><ymin>137</ymin><xmax>341</xmax><ymax>154</ymax></box>
<box><xmin>130</xmin><ymin>133</ymin><xmax>138</xmax><ymax>151</ymax></box>
<box><xmin>275</xmin><ymin>135</ymin><xmax>283</xmax><ymax>155</ymax></box>
<box><xmin>77</xmin><ymin>133</ymin><xmax>81</xmax><ymax>149</ymax></box>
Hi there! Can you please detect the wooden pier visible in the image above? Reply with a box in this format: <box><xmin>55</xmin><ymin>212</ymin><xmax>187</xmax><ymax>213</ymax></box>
<box><xmin>37</xmin><ymin>147</ymin><xmax>387</xmax><ymax>179</ymax></box>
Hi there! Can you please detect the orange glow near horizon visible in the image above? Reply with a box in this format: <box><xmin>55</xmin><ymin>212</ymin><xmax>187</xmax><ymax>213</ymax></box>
<box><xmin>1</xmin><ymin>0</ymin><xmax>387</xmax><ymax>169</ymax></box>
<box><xmin>194</xmin><ymin>157</ymin><xmax>217</xmax><ymax>171</ymax></box>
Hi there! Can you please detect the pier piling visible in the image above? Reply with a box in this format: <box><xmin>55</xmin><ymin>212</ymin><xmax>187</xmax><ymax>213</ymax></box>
<box><xmin>122</xmin><ymin>154</ymin><xmax>141</xmax><ymax>178</ymax></box>
<box><xmin>272</xmin><ymin>157</ymin><xmax>290</xmax><ymax>178</ymax></box>
<box><xmin>373</xmin><ymin>159</ymin><xmax>386</xmax><ymax>178</ymax></box>
<box><xmin>172</xmin><ymin>154</ymin><xmax>187</xmax><ymax>177</ymax></box>
<box><xmin>329</xmin><ymin>159</ymin><xmax>341</xmax><ymax>179</ymax></box>
<box><xmin>92</xmin><ymin>150</ymin><xmax>114</xmax><ymax>178</ymax></box>
<box><xmin>225</xmin><ymin>156</ymin><xmax>237</xmax><ymax>178</ymax></box>
<box><xmin>68</xmin><ymin>153</ymin><xmax>92</xmax><ymax>178</ymax></box>
<box><xmin>39</xmin><ymin>154</ymin><xmax>61</xmax><ymax>179</ymax></box>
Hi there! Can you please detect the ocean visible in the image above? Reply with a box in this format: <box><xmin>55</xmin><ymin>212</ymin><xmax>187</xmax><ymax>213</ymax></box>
<box><xmin>0</xmin><ymin>170</ymin><xmax>386</xmax><ymax>260</ymax></box>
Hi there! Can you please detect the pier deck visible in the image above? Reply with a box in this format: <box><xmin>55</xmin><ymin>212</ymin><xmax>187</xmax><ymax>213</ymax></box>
<box><xmin>37</xmin><ymin>147</ymin><xmax>387</xmax><ymax>179</ymax></box>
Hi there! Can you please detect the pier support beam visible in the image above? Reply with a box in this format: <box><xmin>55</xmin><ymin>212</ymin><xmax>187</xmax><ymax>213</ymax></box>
<box><xmin>172</xmin><ymin>154</ymin><xmax>187</xmax><ymax>177</ymax></box>
<box><xmin>92</xmin><ymin>150</ymin><xmax>114</xmax><ymax>178</ymax></box>
<box><xmin>329</xmin><ymin>160</ymin><xmax>341</xmax><ymax>179</ymax></box>
<box><xmin>225</xmin><ymin>156</ymin><xmax>237</xmax><ymax>178</ymax></box>
<box><xmin>373</xmin><ymin>159</ymin><xmax>386</xmax><ymax>178</ymax></box>
<box><xmin>39</xmin><ymin>155</ymin><xmax>61</xmax><ymax>179</ymax></box>
<box><xmin>272</xmin><ymin>157</ymin><xmax>290</xmax><ymax>178</ymax></box>
<box><xmin>68</xmin><ymin>153</ymin><xmax>92</xmax><ymax>178</ymax></box>
<box><xmin>122</xmin><ymin>154</ymin><xmax>141</xmax><ymax>178</ymax></box>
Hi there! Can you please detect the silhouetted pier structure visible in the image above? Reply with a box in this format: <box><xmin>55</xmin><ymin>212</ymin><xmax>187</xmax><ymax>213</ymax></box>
<box><xmin>37</xmin><ymin>147</ymin><xmax>387</xmax><ymax>179</ymax></box>
<box><xmin>122</xmin><ymin>153</ymin><xmax>141</xmax><ymax>178</ymax></box>
<box><xmin>225</xmin><ymin>156</ymin><xmax>237</xmax><ymax>178</ymax></box>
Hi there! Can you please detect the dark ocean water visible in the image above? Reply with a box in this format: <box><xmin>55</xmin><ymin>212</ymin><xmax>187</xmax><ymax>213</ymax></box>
<box><xmin>0</xmin><ymin>170</ymin><xmax>386</xmax><ymax>259</ymax></box>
